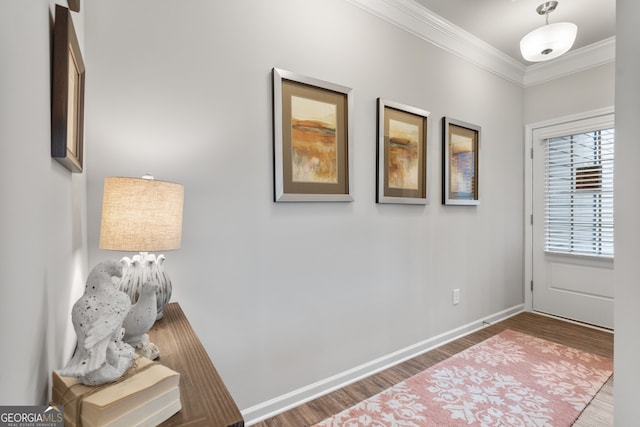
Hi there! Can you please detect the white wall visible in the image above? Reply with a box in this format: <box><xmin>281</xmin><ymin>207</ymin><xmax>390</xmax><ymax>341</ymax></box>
<box><xmin>0</xmin><ymin>0</ymin><xmax>87</xmax><ymax>404</ymax></box>
<box><xmin>614</xmin><ymin>0</ymin><xmax>640</xmax><ymax>424</ymax></box>
<box><xmin>85</xmin><ymin>0</ymin><xmax>524</xmax><ymax>412</ymax></box>
<box><xmin>524</xmin><ymin>62</ymin><xmax>615</xmax><ymax>124</ymax></box>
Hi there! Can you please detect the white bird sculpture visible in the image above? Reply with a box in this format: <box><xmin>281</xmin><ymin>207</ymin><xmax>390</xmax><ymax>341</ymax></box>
<box><xmin>123</xmin><ymin>278</ymin><xmax>160</xmax><ymax>360</ymax></box>
<box><xmin>58</xmin><ymin>260</ymin><xmax>135</xmax><ymax>385</ymax></box>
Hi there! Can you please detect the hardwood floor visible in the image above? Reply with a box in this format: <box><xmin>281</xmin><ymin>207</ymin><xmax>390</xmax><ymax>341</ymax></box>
<box><xmin>253</xmin><ymin>312</ymin><xmax>614</xmax><ymax>427</ymax></box>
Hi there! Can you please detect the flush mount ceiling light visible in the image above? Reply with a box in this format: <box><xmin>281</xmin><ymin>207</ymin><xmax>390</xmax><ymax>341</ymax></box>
<box><xmin>520</xmin><ymin>1</ymin><xmax>577</xmax><ymax>62</ymax></box>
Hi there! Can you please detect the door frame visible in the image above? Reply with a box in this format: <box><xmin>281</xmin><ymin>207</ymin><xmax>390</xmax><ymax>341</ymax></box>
<box><xmin>523</xmin><ymin>106</ymin><xmax>615</xmax><ymax>313</ymax></box>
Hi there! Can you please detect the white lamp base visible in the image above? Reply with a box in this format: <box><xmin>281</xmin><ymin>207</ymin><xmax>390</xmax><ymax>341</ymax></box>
<box><xmin>119</xmin><ymin>252</ymin><xmax>173</xmax><ymax>320</ymax></box>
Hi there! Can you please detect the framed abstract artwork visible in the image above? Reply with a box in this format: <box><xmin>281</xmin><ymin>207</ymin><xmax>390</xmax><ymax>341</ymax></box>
<box><xmin>376</xmin><ymin>98</ymin><xmax>430</xmax><ymax>204</ymax></box>
<box><xmin>442</xmin><ymin>117</ymin><xmax>480</xmax><ymax>205</ymax></box>
<box><xmin>51</xmin><ymin>4</ymin><xmax>85</xmax><ymax>173</ymax></box>
<box><xmin>272</xmin><ymin>68</ymin><xmax>353</xmax><ymax>202</ymax></box>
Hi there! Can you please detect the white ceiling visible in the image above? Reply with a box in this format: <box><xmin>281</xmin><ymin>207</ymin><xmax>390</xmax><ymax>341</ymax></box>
<box><xmin>412</xmin><ymin>0</ymin><xmax>616</xmax><ymax>65</ymax></box>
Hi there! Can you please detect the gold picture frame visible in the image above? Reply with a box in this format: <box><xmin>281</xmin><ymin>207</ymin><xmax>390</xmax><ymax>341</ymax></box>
<box><xmin>51</xmin><ymin>5</ymin><xmax>85</xmax><ymax>173</ymax></box>
<box><xmin>272</xmin><ymin>68</ymin><xmax>353</xmax><ymax>202</ymax></box>
<box><xmin>377</xmin><ymin>98</ymin><xmax>430</xmax><ymax>204</ymax></box>
<box><xmin>443</xmin><ymin>117</ymin><xmax>480</xmax><ymax>205</ymax></box>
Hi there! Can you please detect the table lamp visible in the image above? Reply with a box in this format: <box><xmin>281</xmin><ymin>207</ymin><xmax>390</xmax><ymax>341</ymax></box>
<box><xmin>99</xmin><ymin>175</ymin><xmax>184</xmax><ymax>357</ymax></box>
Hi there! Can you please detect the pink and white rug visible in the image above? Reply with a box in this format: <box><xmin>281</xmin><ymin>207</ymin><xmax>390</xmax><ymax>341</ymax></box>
<box><xmin>313</xmin><ymin>330</ymin><xmax>612</xmax><ymax>427</ymax></box>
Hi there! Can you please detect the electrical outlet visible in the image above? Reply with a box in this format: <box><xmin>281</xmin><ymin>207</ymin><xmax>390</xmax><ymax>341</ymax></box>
<box><xmin>453</xmin><ymin>288</ymin><xmax>461</xmax><ymax>305</ymax></box>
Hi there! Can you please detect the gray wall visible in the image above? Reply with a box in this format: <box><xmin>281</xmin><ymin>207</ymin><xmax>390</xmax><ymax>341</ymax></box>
<box><xmin>84</xmin><ymin>0</ymin><xmax>524</xmax><ymax>411</ymax></box>
<box><xmin>0</xmin><ymin>0</ymin><xmax>88</xmax><ymax>404</ymax></box>
<box><xmin>614</xmin><ymin>0</ymin><xmax>640</xmax><ymax>424</ymax></box>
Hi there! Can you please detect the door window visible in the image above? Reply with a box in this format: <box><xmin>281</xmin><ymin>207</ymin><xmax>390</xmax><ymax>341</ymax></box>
<box><xmin>545</xmin><ymin>128</ymin><xmax>614</xmax><ymax>258</ymax></box>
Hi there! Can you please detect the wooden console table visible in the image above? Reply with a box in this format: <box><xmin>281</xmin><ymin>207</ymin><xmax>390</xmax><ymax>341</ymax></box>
<box><xmin>148</xmin><ymin>302</ymin><xmax>244</xmax><ymax>427</ymax></box>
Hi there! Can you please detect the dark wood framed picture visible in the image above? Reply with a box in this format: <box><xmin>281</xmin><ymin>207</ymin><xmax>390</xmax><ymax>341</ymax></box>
<box><xmin>376</xmin><ymin>98</ymin><xmax>430</xmax><ymax>204</ymax></box>
<box><xmin>272</xmin><ymin>68</ymin><xmax>353</xmax><ymax>202</ymax></box>
<box><xmin>443</xmin><ymin>117</ymin><xmax>480</xmax><ymax>205</ymax></box>
<box><xmin>51</xmin><ymin>4</ymin><xmax>85</xmax><ymax>173</ymax></box>
<box><xmin>67</xmin><ymin>0</ymin><xmax>80</xmax><ymax>12</ymax></box>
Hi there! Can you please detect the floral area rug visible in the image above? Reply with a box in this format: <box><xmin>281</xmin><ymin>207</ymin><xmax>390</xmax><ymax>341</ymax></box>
<box><xmin>313</xmin><ymin>330</ymin><xmax>612</xmax><ymax>427</ymax></box>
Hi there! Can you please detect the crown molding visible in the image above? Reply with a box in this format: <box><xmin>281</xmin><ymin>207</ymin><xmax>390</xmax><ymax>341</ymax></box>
<box><xmin>523</xmin><ymin>37</ymin><xmax>616</xmax><ymax>87</ymax></box>
<box><xmin>345</xmin><ymin>0</ymin><xmax>526</xmax><ymax>86</ymax></box>
<box><xmin>345</xmin><ymin>0</ymin><xmax>616</xmax><ymax>89</ymax></box>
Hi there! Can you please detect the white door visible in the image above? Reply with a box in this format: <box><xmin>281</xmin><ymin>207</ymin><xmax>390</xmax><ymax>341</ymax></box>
<box><xmin>531</xmin><ymin>112</ymin><xmax>614</xmax><ymax>329</ymax></box>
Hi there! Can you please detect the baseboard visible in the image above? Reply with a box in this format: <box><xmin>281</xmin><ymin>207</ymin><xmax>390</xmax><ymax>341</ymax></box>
<box><xmin>242</xmin><ymin>304</ymin><xmax>525</xmax><ymax>425</ymax></box>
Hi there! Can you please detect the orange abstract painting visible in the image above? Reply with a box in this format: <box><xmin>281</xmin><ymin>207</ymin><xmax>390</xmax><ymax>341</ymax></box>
<box><xmin>388</xmin><ymin>119</ymin><xmax>420</xmax><ymax>190</ymax></box>
<box><xmin>291</xmin><ymin>96</ymin><xmax>338</xmax><ymax>184</ymax></box>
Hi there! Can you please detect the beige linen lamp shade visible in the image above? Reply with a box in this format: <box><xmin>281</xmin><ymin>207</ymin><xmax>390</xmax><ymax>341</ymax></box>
<box><xmin>99</xmin><ymin>177</ymin><xmax>184</xmax><ymax>251</ymax></box>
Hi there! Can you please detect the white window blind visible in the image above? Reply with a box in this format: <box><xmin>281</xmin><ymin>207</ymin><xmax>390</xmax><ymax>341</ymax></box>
<box><xmin>545</xmin><ymin>128</ymin><xmax>614</xmax><ymax>258</ymax></box>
